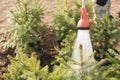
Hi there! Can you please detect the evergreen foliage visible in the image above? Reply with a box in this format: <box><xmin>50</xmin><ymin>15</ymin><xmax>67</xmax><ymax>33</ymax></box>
<box><xmin>3</xmin><ymin>52</ymin><xmax>120</xmax><ymax>80</ymax></box>
<box><xmin>54</xmin><ymin>0</ymin><xmax>93</xmax><ymax>41</ymax></box>
<box><xmin>90</xmin><ymin>17</ymin><xmax>120</xmax><ymax>61</ymax></box>
<box><xmin>53</xmin><ymin>0</ymin><xmax>93</xmax><ymax>56</ymax></box>
<box><xmin>3</xmin><ymin>52</ymin><xmax>49</xmax><ymax>80</ymax></box>
<box><xmin>2</xmin><ymin>0</ymin><xmax>120</xmax><ymax>80</ymax></box>
<box><xmin>4</xmin><ymin>0</ymin><xmax>45</xmax><ymax>54</ymax></box>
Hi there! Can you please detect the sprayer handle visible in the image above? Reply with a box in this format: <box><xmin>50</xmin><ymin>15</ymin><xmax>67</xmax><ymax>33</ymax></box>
<box><xmin>82</xmin><ymin>0</ymin><xmax>86</xmax><ymax>8</ymax></box>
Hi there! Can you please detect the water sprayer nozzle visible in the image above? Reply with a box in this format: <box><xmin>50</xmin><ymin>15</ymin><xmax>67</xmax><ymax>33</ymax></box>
<box><xmin>77</xmin><ymin>8</ymin><xmax>90</xmax><ymax>30</ymax></box>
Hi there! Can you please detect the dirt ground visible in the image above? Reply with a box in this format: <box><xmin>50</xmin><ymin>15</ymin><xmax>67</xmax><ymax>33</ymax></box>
<box><xmin>0</xmin><ymin>0</ymin><xmax>120</xmax><ymax>79</ymax></box>
<box><xmin>0</xmin><ymin>0</ymin><xmax>120</xmax><ymax>31</ymax></box>
<box><xmin>0</xmin><ymin>0</ymin><xmax>56</xmax><ymax>33</ymax></box>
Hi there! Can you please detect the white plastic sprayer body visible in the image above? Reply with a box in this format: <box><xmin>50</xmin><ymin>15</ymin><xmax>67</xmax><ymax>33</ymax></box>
<box><xmin>72</xmin><ymin>0</ymin><xmax>94</xmax><ymax>64</ymax></box>
<box><xmin>71</xmin><ymin>29</ymin><xmax>94</xmax><ymax>75</ymax></box>
<box><xmin>72</xmin><ymin>30</ymin><xmax>94</xmax><ymax>63</ymax></box>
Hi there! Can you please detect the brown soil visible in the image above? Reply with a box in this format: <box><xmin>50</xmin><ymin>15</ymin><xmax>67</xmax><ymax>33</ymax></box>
<box><xmin>0</xmin><ymin>0</ymin><xmax>120</xmax><ymax>79</ymax></box>
<box><xmin>111</xmin><ymin>0</ymin><xmax>120</xmax><ymax>16</ymax></box>
<box><xmin>0</xmin><ymin>0</ymin><xmax>119</xmax><ymax>29</ymax></box>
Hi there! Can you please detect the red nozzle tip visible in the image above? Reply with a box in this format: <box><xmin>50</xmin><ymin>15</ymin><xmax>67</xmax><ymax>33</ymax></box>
<box><xmin>77</xmin><ymin>8</ymin><xmax>90</xmax><ymax>29</ymax></box>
